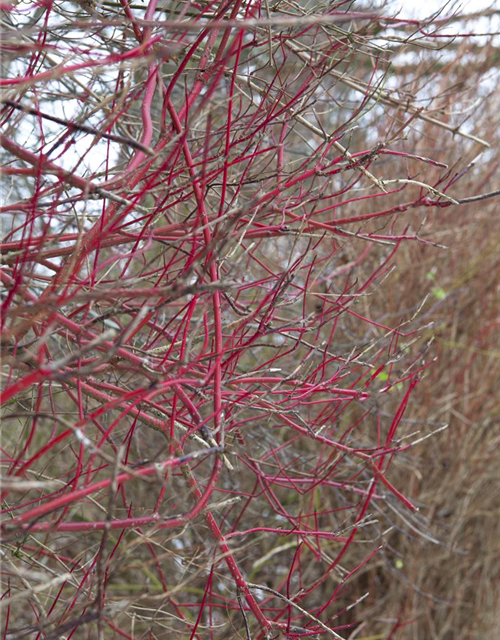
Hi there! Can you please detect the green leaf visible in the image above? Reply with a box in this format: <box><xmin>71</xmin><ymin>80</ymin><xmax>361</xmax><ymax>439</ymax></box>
<box><xmin>432</xmin><ymin>286</ymin><xmax>447</xmax><ymax>300</ymax></box>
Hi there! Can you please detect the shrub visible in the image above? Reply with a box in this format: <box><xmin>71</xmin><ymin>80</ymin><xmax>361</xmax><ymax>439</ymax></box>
<box><xmin>1</xmin><ymin>1</ymin><xmax>498</xmax><ymax>638</ymax></box>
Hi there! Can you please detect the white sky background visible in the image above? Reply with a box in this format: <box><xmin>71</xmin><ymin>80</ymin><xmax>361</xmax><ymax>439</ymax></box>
<box><xmin>391</xmin><ymin>0</ymin><xmax>500</xmax><ymax>39</ymax></box>
<box><xmin>395</xmin><ymin>0</ymin><xmax>499</xmax><ymax>17</ymax></box>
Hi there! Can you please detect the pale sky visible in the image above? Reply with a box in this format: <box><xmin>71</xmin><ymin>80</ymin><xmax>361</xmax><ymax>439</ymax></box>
<box><xmin>396</xmin><ymin>0</ymin><xmax>499</xmax><ymax>17</ymax></box>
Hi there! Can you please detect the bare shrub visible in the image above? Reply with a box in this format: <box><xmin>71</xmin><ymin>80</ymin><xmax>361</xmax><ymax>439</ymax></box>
<box><xmin>1</xmin><ymin>2</ymin><xmax>499</xmax><ymax>638</ymax></box>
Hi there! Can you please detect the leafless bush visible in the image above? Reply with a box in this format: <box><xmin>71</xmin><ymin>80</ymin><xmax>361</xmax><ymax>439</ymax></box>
<box><xmin>1</xmin><ymin>1</ymin><xmax>499</xmax><ymax>638</ymax></box>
